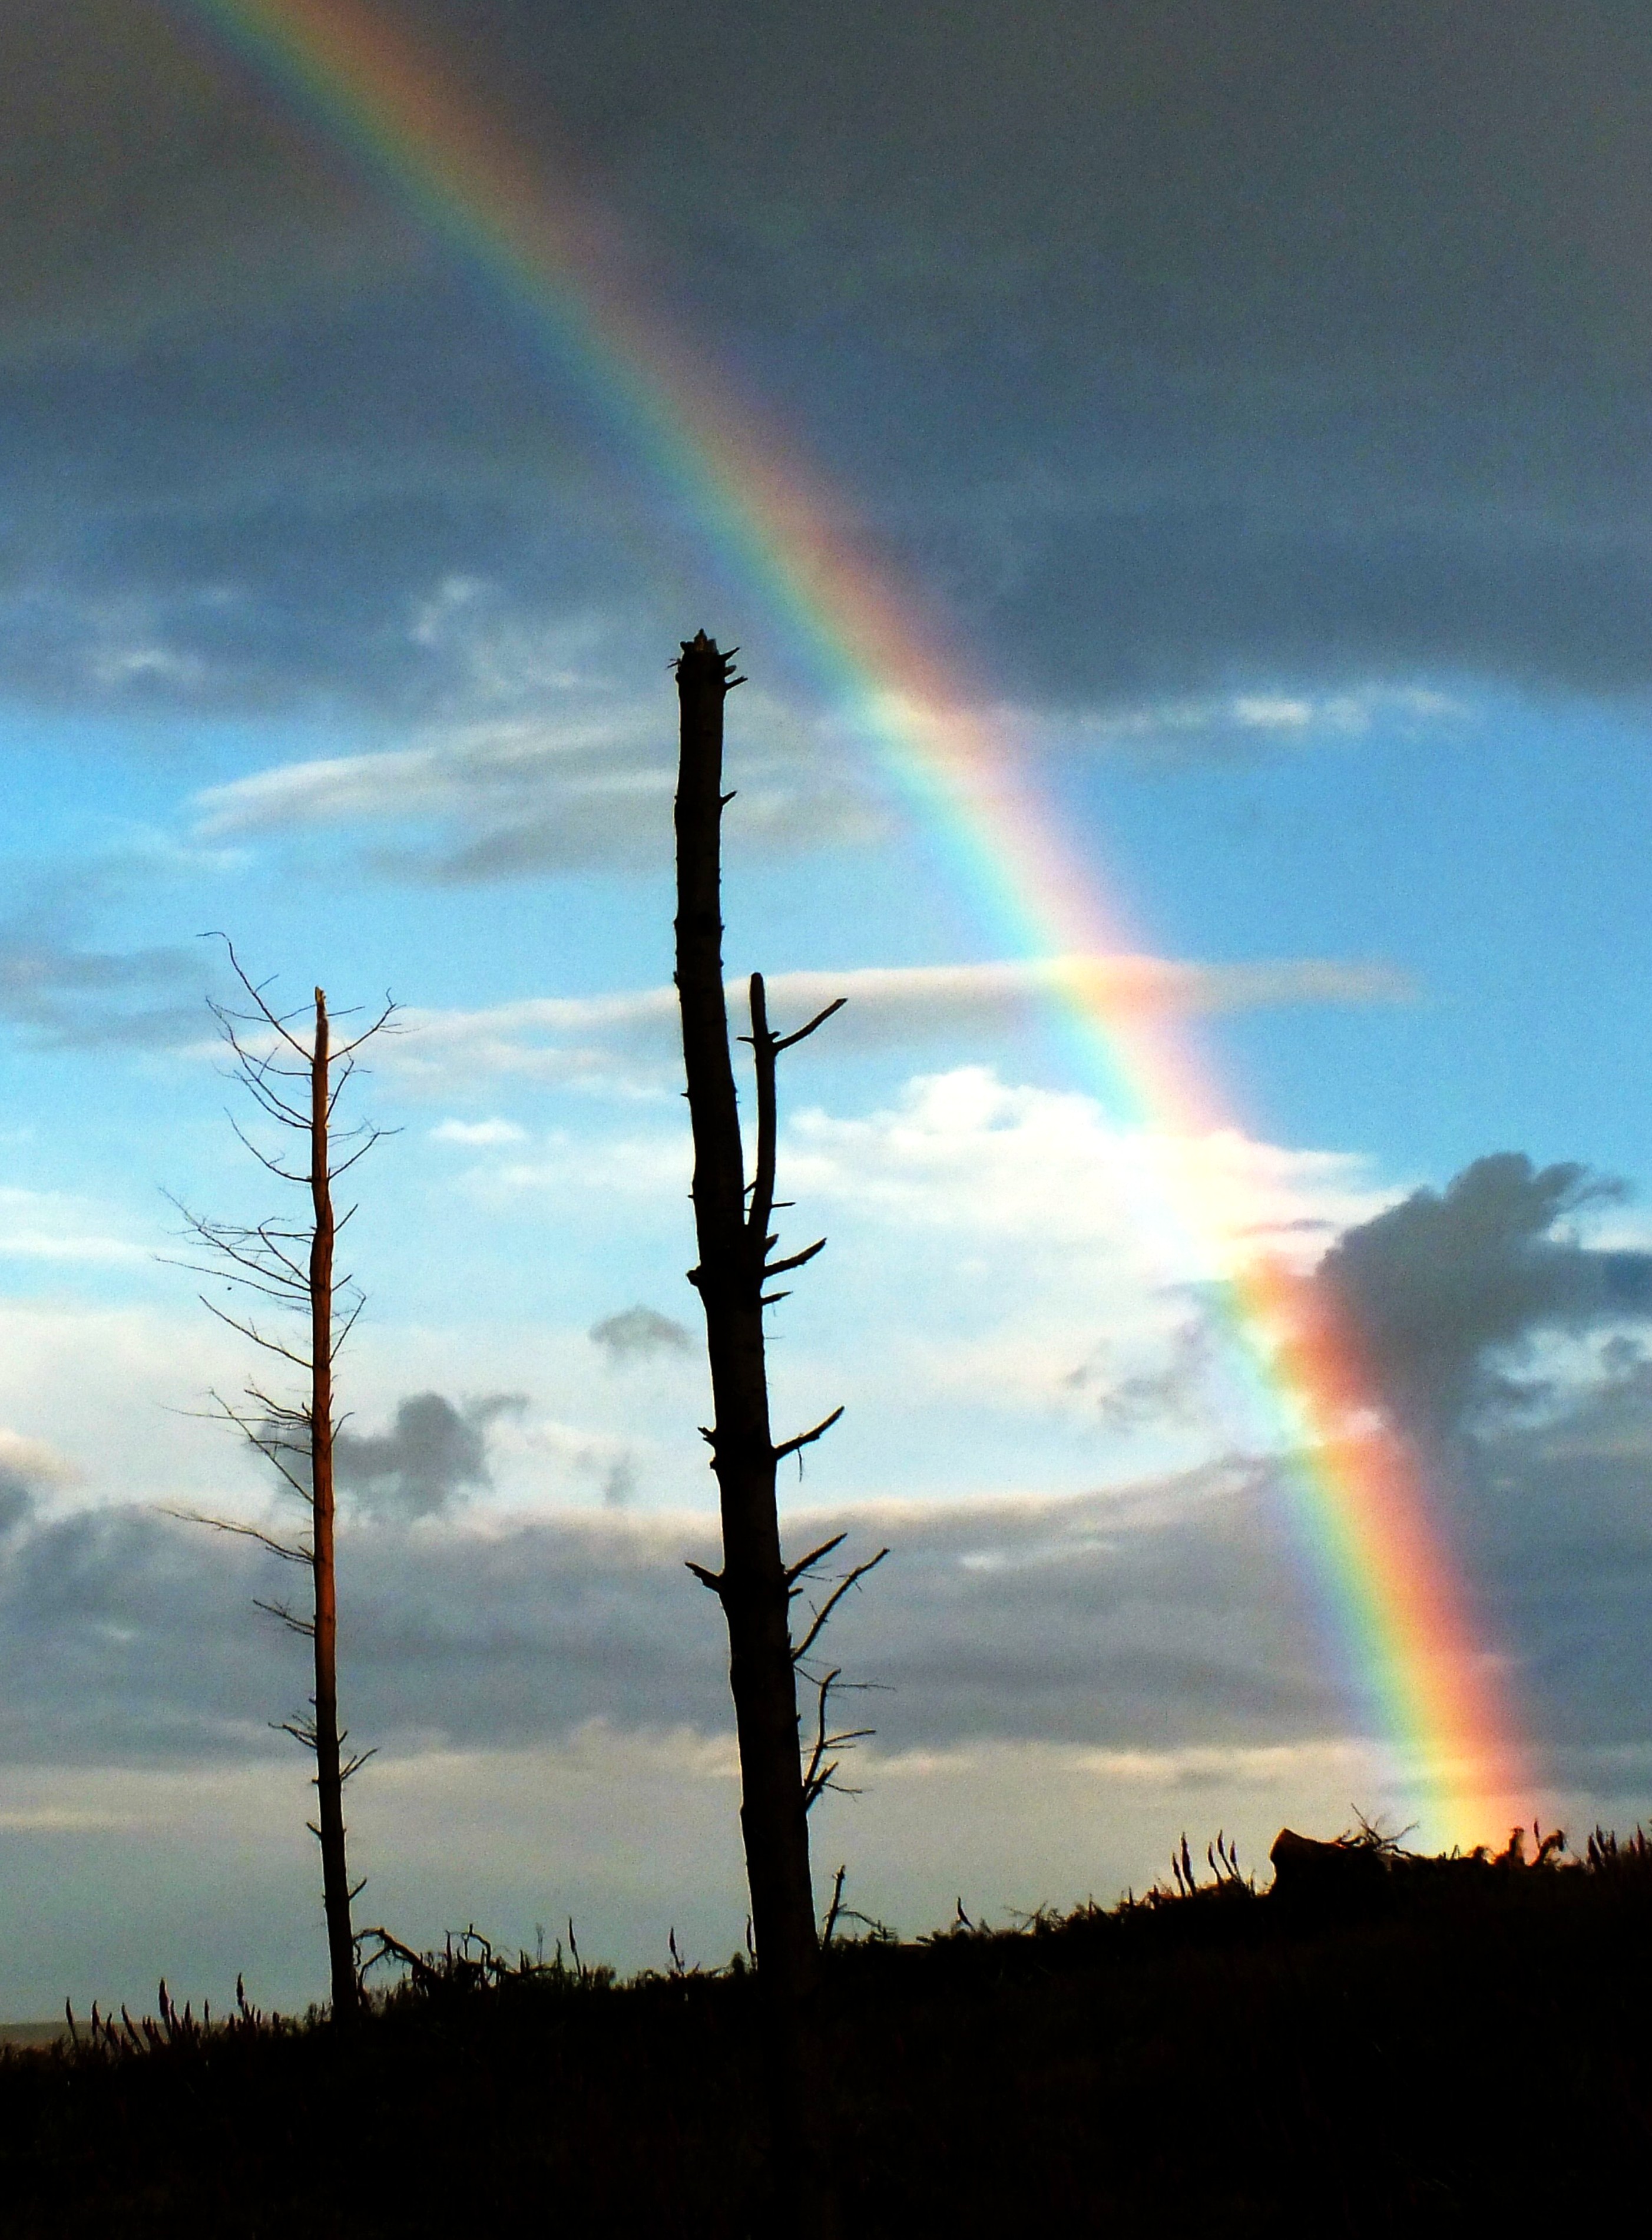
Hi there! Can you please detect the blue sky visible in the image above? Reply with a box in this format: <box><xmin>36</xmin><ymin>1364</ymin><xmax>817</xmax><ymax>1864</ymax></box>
<box><xmin>2</xmin><ymin>0</ymin><xmax>1652</xmax><ymax>2014</ymax></box>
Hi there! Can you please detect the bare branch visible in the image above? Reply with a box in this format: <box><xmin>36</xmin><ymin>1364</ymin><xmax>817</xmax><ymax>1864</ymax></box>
<box><xmin>764</xmin><ymin>1236</ymin><xmax>827</xmax><ymax>1280</ymax></box>
<box><xmin>332</xmin><ymin>997</ymin><xmax>399</xmax><ymax>1060</ymax></box>
<box><xmin>194</xmin><ymin>1296</ymin><xmax>312</xmax><ymax>1369</ymax></box>
<box><xmin>783</xmin><ymin>1534</ymin><xmax>847</xmax><ymax>1588</ymax></box>
<box><xmin>226</xmin><ymin>1111</ymin><xmax>309</xmax><ymax>1178</ymax></box>
<box><xmin>252</xmin><ymin>1597</ymin><xmax>316</xmax><ymax>1637</ymax></box>
<box><xmin>165</xmin><ymin>1508</ymin><xmax>311</xmax><ymax>1565</ymax></box>
<box><xmin>202</xmin><ymin>933</ymin><xmax>313</xmax><ymax>1061</ymax></box>
<box><xmin>327</xmin><ymin>1127</ymin><xmax>390</xmax><ymax>1182</ymax></box>
<box><xmin>801</xmin><ymin>1672</ymin><xmax>840</xmax><ymax>1812</ymax></box>
<box><xmin>156</xmin><ymin>1253</ymin><xmax>303</xmax><ymax>1305</ymax></box>
<box><xmin>191</xmin><ymin>1392</ymin><xmax>317</xmax><ymax>1503</ymax></box>
<box><xmin>773</xmin><ymin>996</ymin><xmax>846</xmax><ymax>1054</ymax></box>
<box><xmin>355</xmin><ymin>1925</ymin><xmax>441</xmax><ymax>1989</ymax></box>
<box><xmin>800</xmin><ymin>1667</ymin><xmax>878</xmax><ymax>1811</ymax></box>
<box><xmin>165</xmin><ymin>1235</ymin><xmax>309</xmax><ymax>1298</ymax></box>
<box><xmin>240</xmin><ymin>1383</ymin><xmax>310</xmax><ymax>1425</ymax></box>
<box><xmin>822</xmin><ymin>1864</ymin><xmax>848</xmax><ymax>1945</ymax></box>
<box><xmin>790</xmin><ymin>1546</ymin><xmax>889</xmax><ymax>1667</ymax></box>
<box><xmin>773</xmin><ymin>1405</ymin><xmax>845</xmax><ymax>1465</ymax></box>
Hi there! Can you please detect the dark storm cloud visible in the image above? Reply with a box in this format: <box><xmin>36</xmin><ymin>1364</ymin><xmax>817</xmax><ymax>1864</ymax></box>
<box><xmin>1455</xmin><ymin>1345</ymin><xmax>1652</xmax><ymax>1776</ymax></box>
<box><xmin>1315</xmin><ymin>1154</ymin><xmax>1652</xmax><ymax>1431</ymax></box>
<box><xmin>335</xmin><ymin>1391</ymin><xmax>527</xmax><ymax>1520</ymax></box>
<box><xmin>1299</xmin><ymin>1154</ymin><xmax>1652</xmax><ymax>1787</ymax></box>
<box><xmin>0</xmin><ymin>1</ymin><xmax>400</xmax><ymax>351</ymax></box>
<box><xmin>3</xmin><ymin>1</ymin><xmax>1651</xmax><ymax>734</ymax></box>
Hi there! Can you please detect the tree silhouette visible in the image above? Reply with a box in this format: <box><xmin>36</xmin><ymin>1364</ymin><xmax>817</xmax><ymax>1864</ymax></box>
<box><xmin>673</xmin><ymin>633</ymin><xmax>885</xmax><ymax>2232</ymax></box>
<box><xmin>168</xmin><ymin>941</ymin><xmax>395</xmax><ymax>2020</ymax></box>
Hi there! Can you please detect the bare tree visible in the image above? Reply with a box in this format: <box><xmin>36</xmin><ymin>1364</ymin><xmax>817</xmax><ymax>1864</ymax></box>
<box><xmin>169</xmin><ymin>942</ymin><xmax>395</xmax><ymax>2020</ymax></box>
<box><xmin>674</xmin><ymin>633</ymin><xmax>886</xmax><ymax>2226</ymax></box>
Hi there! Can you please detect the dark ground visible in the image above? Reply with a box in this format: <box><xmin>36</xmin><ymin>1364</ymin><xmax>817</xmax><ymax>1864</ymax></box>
<box><xmin>1</xmin><ymin>1832</ymin><xmax>1647</xmax><ymax>2236</ymax></box>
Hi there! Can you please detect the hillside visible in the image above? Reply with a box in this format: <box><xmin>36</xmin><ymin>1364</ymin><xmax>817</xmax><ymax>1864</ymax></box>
<box><xmin>0</xmin><ymin>1829</ymin><xmax>1647</xmax><ymax>2235</ymax></box>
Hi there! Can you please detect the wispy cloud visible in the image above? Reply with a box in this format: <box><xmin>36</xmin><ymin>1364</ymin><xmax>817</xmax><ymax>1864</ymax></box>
<box><xmin>0</xmin><ymin>1187</ymin><xmax>153</xmax><ymax>1269</ymax></box>
<box><xmin>429</xmin><ymin>1118</ymin><xmax>528</xmax><ymax>1146</ymax></box>
<box><xmin>1019</xmin><ymin>684</ymin><xmax>1473</xmax><ymax>758</ymax></box>
<box><xmin>0</xmin><ymin>908</ymin><xmax>200</xmax><ymax>1052</ymax></box>
<box><xmin>191</xmin><ymin>689</ymin><xmax>880</xmax><ymax>879</ymax></box>
<box><xmin>194</xmin><ymin>715</ymin><xmax>660</xmax><ymax>836</ymax></box>
<box><xmin>386</xmin><ymin>954</ymin><xmax>1413</xmax><ymax>1097</ymax></box>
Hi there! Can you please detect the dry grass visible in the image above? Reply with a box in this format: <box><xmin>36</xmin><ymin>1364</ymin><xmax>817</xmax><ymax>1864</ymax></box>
<box><xmin>2</xmin><ymin>1825</ymin><xmax>1650</xmax><ymax>2235</ymax></box>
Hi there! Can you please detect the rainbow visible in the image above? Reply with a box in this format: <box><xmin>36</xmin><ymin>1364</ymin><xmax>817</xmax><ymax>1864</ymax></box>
<box><xmin>169</xmin><ymin>0</ymin><xmax>1531</xmax><ymax>1846</ymax></box>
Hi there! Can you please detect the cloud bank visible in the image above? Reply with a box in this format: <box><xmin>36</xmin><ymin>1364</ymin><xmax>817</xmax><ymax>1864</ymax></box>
<box><xmin>0</xmin><ymin>1467</ymin><xmax>1342</xmax><ymax>1771</ymax></box>
<box><xmin>6</xmin><ymin>1367</ymin><xmax>1652</xmax><ymax>1805</ymax></box>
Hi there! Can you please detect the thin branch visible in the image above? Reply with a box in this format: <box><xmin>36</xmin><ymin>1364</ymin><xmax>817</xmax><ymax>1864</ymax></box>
<box><xmin>241</xmin><ymin>1383</ymin><xmax>310</xmax><ymax>1423</ymax></box>
<box><xmin>773</xmin><ymin>1404</ymin><xmax>845</xmax><ymax>1465</ymax></box>
<box><xmin>164</xmin><ymin>1508</ymin><xmax>311</xmax><ymax>1565</ymax></box>
<box><xmin>783</xmin><ymin>1533</ymin><xmax>847</xmax><ymax>1588</ymax></box>
<box><xmin>773</xmin><ymin>996</ymin><xmax>846</xmax><ymax>1054</ymax></box>
<box><xmin>252</xmin><ymin>1597</ymin><xmax>316</xmax><ymax>1637</ymax></box>
<box><xmin>203</xmin><ymin>933</ymin><xmax>313</xmax><ymax>1061</ymax></box>
<box><xmin>194</xmin><ymin>1296</ymin><xmax>312</xmax><ymax>1368</ymax></box>
<box><xmin>355</xmin><ymin>1925</ymin><xmax>441</xmax><ymax>1990</ymax></box>
<box><xmin>157</xmin><ymin>1254</ymin><xmax>304</xmax><ymax>1305</ymax></box>
<box><xmin>201</xmin><ymin>1378</ymin><xmax>318</xmax><ymax>1500</ymax></box>
<box><xmin>800</xmin><ymin>1668</ymin><xmax>878</xmax><ymax>1811</ymax></box>
<box><xmin>332</xmin><ymin>997</ymin><xmax>399</xmax><ymax>1062</ymax></box>
<box><xmin>822</xmin><ymin>1864</ymin><xmax>848</xmax><ymax>1945</ymax></box>
<box><xmin>228</xmin><ymin>1091</ymin><xmax>309</xmax><ymax>1154</ymax></box>
<box><xmin>764</xmin><ymin>1236</ymin><xmax>827</xmax><ymax>1280</ymax></box>
<box><xmin>790</xmin><ymin>1546</ymin><xmax>889</xmax><ymax>1667</ymax></box>
<box><xmin>327</xmin><ymin>1128</ymin><xmax>389</xmax><ymax>1182</ymax></box>
<box><xmin>168</xmin><ymin>1236</ymin><xmax>309</xmax><ymax>1297</ymax></box>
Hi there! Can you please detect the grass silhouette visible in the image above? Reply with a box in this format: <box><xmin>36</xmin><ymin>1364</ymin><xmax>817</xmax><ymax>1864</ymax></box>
<box><xmin>2</xmin><ymin>1827</ymin><xmax>1650</xmax><ymax>2234</ymax></box>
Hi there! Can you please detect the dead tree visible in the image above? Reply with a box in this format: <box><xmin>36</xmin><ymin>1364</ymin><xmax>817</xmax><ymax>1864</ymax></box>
<box><xmin>674</xmin><ymin>632</ymin><xmax>885</xmax><ymax>2222</ymax></box>
<box><xmin>169</xmin><ymin>943</ymin><xmax>394</xmax><ymax>2020</ymax></box>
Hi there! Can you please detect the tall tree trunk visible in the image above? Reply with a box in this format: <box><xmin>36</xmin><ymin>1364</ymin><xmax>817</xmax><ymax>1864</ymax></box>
<box><xmin>309</xmin><ymin>988</ymin><xmax>357</xmax><ymax>2017</ymax></box>
<box><xmin>674</xmin><ymin>634</ymin><xmax>829</xmax><ymax>2221</ymax></box>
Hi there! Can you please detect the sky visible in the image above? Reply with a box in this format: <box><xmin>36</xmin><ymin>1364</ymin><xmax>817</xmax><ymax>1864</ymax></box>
<box><xmin>1</xmin><ymin>0</ymin><xmax>1651</xmax><ymax>2015</ymax></box>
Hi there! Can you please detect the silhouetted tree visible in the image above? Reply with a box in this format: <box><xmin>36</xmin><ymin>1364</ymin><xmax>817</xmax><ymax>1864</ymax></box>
<box><xmin>673</xmin><ymin>633</ymin><xmax>885</xmax><ymax>2231</ymax></box>
<box><xmin>170</xmin><ymin>942</ymin><xmax>395</xmax><ymax>2019</ymax></box>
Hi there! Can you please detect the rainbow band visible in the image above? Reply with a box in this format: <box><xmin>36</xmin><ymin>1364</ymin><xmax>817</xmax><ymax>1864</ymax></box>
<box><xmin>171</xmin><ymin>0</ymin><xmax>1529</xmax><ymax>1847</ymax></box>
